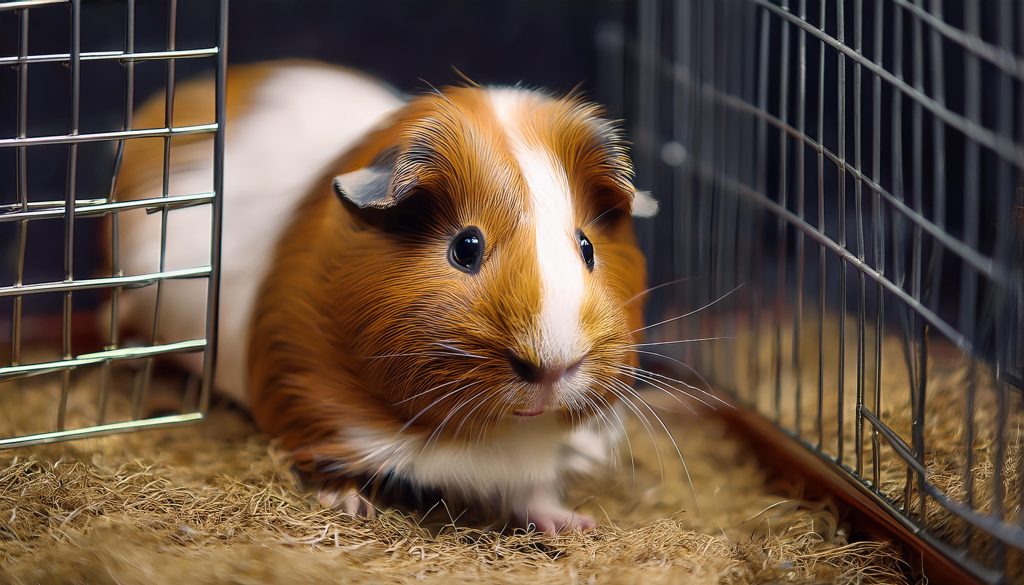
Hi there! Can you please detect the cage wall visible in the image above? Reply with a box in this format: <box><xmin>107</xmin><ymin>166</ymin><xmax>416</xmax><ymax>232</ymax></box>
<box><xmin>0</xmin><ymin>0</ymin><xmax>227</xmax><ymax>448</ymax></box>
<box><xmin>606</xmin><ymin>0</ymin><xmax>1024</xmax><ymax>582</ymax></box>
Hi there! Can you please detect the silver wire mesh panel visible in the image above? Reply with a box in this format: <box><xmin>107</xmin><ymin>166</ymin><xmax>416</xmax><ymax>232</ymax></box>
<box><xmin>0</xmin><ymin>0</ymin><xmax>227</xmax><ymax>448</ymax></box>
<box><xmin>607</xmin><ymin>0</ymin><xmax>1024</xmax><ymax>582</ymax></box>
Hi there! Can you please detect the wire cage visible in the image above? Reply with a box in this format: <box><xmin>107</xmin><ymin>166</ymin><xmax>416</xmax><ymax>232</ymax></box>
<box><xmin>603</xmin><ymin>0</ymin><xmax>1024</xmax><ymax>582</ymax></box>
<box><xmin>2</xmin><ymin>0</ymin><xmax>1022</xmax><ymax>581</ymax></box>
<box><xmin>0</xmin><ymin>0</ymin><xmax>227</xmax><ymax>448</ymax></box>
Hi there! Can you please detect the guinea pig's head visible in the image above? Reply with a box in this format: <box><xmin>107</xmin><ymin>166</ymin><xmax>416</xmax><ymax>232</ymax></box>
<box><xmin>326</xmin><ymin>86</ymin><xmax>657</xmax><ymax>440</ymax></box>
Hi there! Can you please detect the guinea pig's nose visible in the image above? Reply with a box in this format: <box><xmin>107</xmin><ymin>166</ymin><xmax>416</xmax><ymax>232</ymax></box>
<box><xmin>507</xmin><ymin>353</ymin><xmax>585</xmax><ymax>385</ymax></box>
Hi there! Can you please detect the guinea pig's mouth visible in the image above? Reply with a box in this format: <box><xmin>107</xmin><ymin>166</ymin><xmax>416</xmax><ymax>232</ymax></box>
<box><xmin>510</xmin><ymin>381</ymin><xmax>560</xmax><ymax>418</ymax></box>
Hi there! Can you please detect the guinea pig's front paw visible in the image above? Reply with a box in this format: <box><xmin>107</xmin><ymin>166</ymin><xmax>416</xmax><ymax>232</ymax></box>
<box><xmin>513</xmin><ymin>500</ymin><xmax>596</xmax><ymax>535</ymax></box>
<box><xmin>318</xmin><ymin>484</ymin><xmax>377</xmax><ymax>519</ymax></box>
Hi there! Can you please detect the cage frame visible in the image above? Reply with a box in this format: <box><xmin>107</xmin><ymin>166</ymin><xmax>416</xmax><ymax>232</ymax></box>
<box><xmin>0</xmin><ymin>0</ymin><xmax>228</xmax><ymax>448</ymax></box>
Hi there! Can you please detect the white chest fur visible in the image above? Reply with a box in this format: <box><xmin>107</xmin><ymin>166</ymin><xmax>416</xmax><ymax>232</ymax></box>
<box><xmin>343</xmin><ymin>412</ymin><xmax>619</xmax><ymax>506</ymax></box>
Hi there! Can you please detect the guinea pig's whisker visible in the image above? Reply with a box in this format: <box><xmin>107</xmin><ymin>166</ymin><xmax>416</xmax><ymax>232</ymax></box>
<box><xmin>605</xmin><ymin>377</ymin><xmax>700</xmax><ymax>511</ymax></box>
<box><xmin>619</xmin><ymin>370</ymin><xmax>700</xmax><ymax>415</ymax></box>
<box><xmin>395</xmin><ymin>364</ymin><xmax>487</xmax><ymax>405</ymax></box>
<box><xmin>423</xmin><ymin>386</ymin><xmax>494</xmax><ymax>451</ymax></box>
<box><xmin>434</xmin><ymin>386</ymin><xmax>494</xmax><ymax>440</ymax></box>
<box><xmin>615</xmin><ymin>366</ymin><xmax>703</xmax><ymax>413</ymax></box>
<box><xmin>626</xmin><ymin>349</ymin><xmax>717</xmax><ymax>400</ymax></box>
<box><xmin>364</xmin><ymin>350</ymin><xmax>476</xmax><ymax>360</ymax></box>
<box><xmin>454</xmin><ymin>382</ymin><xmax>519</xmax><ymax>441</ymax></box>
<box><xmin>596</xmin><ymin>378</ymin><xmax>658</xmax><ymax>439</ymax></box>
<box><xmin>394</xmin><ymin>379</ymin><xmax>462</xmax><ymax>405</ymax></box>
<box><xmin>595</xmin><ymin>391</ymin><xmax>637</xmax><ymax>482</ymax></box>
<box><xmin>472</xmin><ymin>382</ymin><xmax>532</xmax><ymax>444</ymax></box>
<box><xmin>575</xmin><ymin>387</ymin><xmax>633</xmax><ymax>479</ymax></box>
<box><xmin>568</xmin><ymin>400</ymin><xmax>585</xmax><ymax>428</ymax></box>
<box><xmin>621</xmin><ymin>361</ymin><xmax>711</xmax><ymax>399</ymax></box>
<box><xmin>590</xmin><ymin>377</ymin><xmax>666</xmax><ymax>482</ymax></box>
<box><xmin>431</xmin><ymin>342</ymin><xmax>488</xmax><ymax>360</ymax></box>
<box><xmin>584</xmin><ymin>388</ymin><xmax>625</xmax><ymax>433</ymax></box>
<box><xmin>630</xmin><ymin>283</ymin><xmax>744</xmax><ymax>334</ymax></box>
<box><xmin>364</xmin><ymin>351</ymin><xmax>429</xmax><ymax>359</ymax></box>
<box><xmin>582</xmin><ymin>200</ymin><xmax>630</xmax><ymax>231</ymax></box>
<box><xmin>622</xmin><ymin>276</ymin><xmax>697</xmax><ymax>307</ymax></box>
<box><xmin>399</xmin><ymin>381</ymin><xmax>480</xmax><ymax>434</ymax></box>
<box><xmin>574</xmin><ymin>389</ymin><xmax>610</xmax><ymax>429</ymax></box>
<box><xmin>589</xmin><ymin>390</ymin><xmax>630</xmax><ymax>466</ymax></box>
<box><xmin>618</xmin><ymin>364</ymin><xmax>725</xmax><ymax>409</ymax></box>
<box><xmin>469</xmin><ymin>394</ymin><xmax>501</xmax><ymax>445</ymax></box>
<box><xmin>628</xmin><ymin>336</ymin><xmax>734</xmax><ymax>348</ymax></box>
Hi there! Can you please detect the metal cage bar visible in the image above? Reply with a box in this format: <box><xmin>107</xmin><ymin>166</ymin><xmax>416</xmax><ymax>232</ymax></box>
<box><xmin>610</xmin><ymin>0</ymin><xmax>1024</xmax><ymax>582</ymax></box>
<box><xmin>0</xmin><ymin>0</ymin><xmax>228</xmax><ymax>449</ymax></box>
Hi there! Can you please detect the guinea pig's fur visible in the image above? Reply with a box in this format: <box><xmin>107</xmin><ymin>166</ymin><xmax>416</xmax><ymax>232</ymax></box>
<box><xmin>111</xmin><ymin>62</ymin><xmax>401</xmax><ymax>403</ymax></box>
<box><xmin>113</xmin><ymin>61</ymin><xmax>657</xmax><ymax>534</ymax></box>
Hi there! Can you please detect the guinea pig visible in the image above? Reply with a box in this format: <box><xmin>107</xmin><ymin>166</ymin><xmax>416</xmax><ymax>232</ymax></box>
<box><xmin>111</xmin><ymin>60</ymin><xmax>658</xmax><ymax>534</ymax></box>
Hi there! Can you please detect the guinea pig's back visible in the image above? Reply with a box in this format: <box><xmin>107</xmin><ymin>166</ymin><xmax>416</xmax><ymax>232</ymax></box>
<box><xmin>112</xmin><ymin>61</ymin><xmax>404</xmax><ymax>405</ymax></box>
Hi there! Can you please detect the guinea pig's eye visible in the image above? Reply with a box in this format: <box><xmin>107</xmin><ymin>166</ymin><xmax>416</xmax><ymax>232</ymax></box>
<box><xmin>578</xmin><ymin>229</ymin><xmax>595</xmax><ymax>271</ymax></box>
<box><xmin>449</xmin><ymin>227</ymin><xmax>484</xmax><ymax>274</ymax></box>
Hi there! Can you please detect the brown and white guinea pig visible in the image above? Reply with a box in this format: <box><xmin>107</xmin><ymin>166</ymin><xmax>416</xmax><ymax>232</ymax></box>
<box><xmin>112</xmin><ymin>60</ymin><xmax>658</xmax><ymax>534</ymax></box>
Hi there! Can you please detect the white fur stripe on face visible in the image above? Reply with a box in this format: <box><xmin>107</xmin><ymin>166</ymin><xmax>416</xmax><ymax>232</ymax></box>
<box><xmin>488</xmin><ymin>90</ymin><xmax>585</xmax><ymax>366</ymax></box>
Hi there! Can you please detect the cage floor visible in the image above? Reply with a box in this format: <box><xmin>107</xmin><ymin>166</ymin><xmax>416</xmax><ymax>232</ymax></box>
<box><xmin>723</xmin><ymin>314</ymin><xmax>1024</xmax><ymax>578</ymax></box>
<box><xmin>0</xmin><ymin>360</ymin><xmax>906</xmax><ymax>584</ymax></box>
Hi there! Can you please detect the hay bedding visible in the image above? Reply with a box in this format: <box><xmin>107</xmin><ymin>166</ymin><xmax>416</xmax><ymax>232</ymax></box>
<box><xmin>0</xmin><ymin>359</ymin><xmax>906</xmax><ymax>584</ymax></box>
<box><xmin>733</xmin><ymin>315</ymin><xmax>1024</xmax><ymax>576</ymax></box>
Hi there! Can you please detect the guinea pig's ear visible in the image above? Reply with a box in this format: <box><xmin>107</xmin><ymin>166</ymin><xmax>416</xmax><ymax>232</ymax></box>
<box><xmin>332</xmin><ymin>167</ymin><xmax>397</xmax><ymax>209</ymax></box>
<box><xmin>631</xmin><ymin>190</ymin><xmax>659</xmax><ymax>218</ymax></box>
<box><xmin>332</xmin><ymin>148</ymin><xmax>411</xmax><ymax>210</ymax></box>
